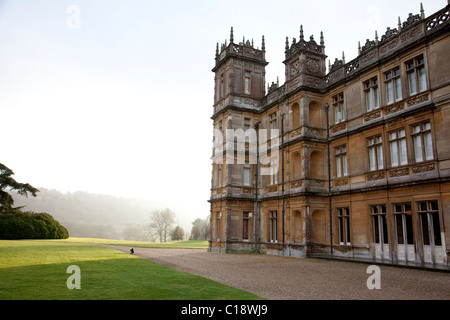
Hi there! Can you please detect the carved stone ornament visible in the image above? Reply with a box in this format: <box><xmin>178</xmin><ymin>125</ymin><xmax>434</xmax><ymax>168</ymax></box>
<box><xmin>407</xmin><ymin>93</ymin><xmax>428</xmax><ymax>107</ymax></box>
<box><xmin>389</xmin><ymin>167</ymin><xmax>409</xmax><ymax>177</ymax></box>
<box><xmin>290</xmin><ymin>60</ymin><xmax>300</xmax><ymax>76</ymax></box>
<box><xmin>332</xmin><ymin>122</ymin><xmax>346</xmax><ymax>133</ymax></box>
<box><xmin>334</xmin><ymin>179</ymin><xmax>348</xmax><ymax>186</ymax></box>
<box><xmin>412</xmin><ymin>162</ymin><xmax>435</xmax><ymax>174</ymax></box>
<box><xmin>367</xmin><ymin>172</ymin><xmax>385</xmax><ymax>181</ymax></box>
<box><xmin>380</xmin><ymin>27</ymin><xmax>399</xmax><ymax>43</ymax></box>
<box><xmin>307</xmin><ymin>58</ymin><xmax>320</xmax><ymax>74</ymax></box>
<box><xmin>385</xmin><ymin>102</ymin><xmax>405</xmax><ymax>115</ymax></box>
<box><xmin>364</xmin><ymin>110</ymin><xmax>381</xmax><ymax>122</ymax></box>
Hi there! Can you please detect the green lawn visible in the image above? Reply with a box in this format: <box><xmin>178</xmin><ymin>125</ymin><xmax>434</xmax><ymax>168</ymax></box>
<box><xmin>0</xmin><ymin>240</ymin><xmax>259</xmax><ymax>300</ymax></box>
<box><xmin>58</xmin><ymin>237</ymin><xmax>209</xmax><ymax>249</ymax></box>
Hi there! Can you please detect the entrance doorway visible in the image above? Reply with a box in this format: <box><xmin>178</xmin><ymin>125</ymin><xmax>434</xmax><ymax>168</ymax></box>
<box><xmin>394</xmin><ymin>203</ymin><xmax>415</xmax><ymax>262</ymax></box>
<box><xmin>418</xmin><ymin>201</ymin><xmax>444</xmax><ymax>264</ymax></box>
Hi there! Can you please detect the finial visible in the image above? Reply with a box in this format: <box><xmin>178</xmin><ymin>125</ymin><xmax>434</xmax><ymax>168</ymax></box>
<box><xmin>277</xmin><ymin>76</ymin><xmax>279</xmax><ymax>86</ymax></box>
<box><xmin>230</xmin><ymin>27</ymin><xmax>234</xmax><ymax>43</ymax></box>
<box><xmin>262</xmin><ymin>35</ymin><xmax>265</xmax><ymax>51</ymax></box>
<box><xmin>375</xmin><ymin>30</ymin><xmax>379</xmax><ymax>44</ymax></box>
<box><xmin>320</xmin><ymin>31</ymin><xmax>324</xmax><ymax>46</ymax></box>
<box><xmin>342</xmin><ymin>51</ymin><xmax>345</xmax><ymax>64</ymax></box>
<box><xmin>398</xmin><ymin>16</ymin><xmax>402</xmax><ymax>31</ymax></box>
<box><xmin>300</xmin><ymin>25</ymin><xmax>304</xmax><ymax>41</ymax></box>
<box><xmin>358</xmin><ymin>41</ymin><xmax>361</xmax><ymax>55</ymax></box>
<box><xmin>328</xmin><ymin>60</ymin><xmax>331</xmax><ymax>72</ymax></box>
<box><xmin>251</xmin><ymin>39</ymin><xmax>254</xmax><ymax>47</ymax></box>
<box><xmin>420</xmin><ymin>3</ymin><xmax>425</xmax><ymax>19</ymax></box>
<box><xmin>216</xmin><ymin>43</ymin><xmax>219</xmax><ymax>57</ymax></box>
<box><xmin>285</xmin><ymin>36</ymin><xmax>289</xmax><ymax>50</ymax></box>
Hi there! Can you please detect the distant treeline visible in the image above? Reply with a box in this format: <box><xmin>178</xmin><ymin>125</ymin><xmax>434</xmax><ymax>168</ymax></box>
<box><xmin>11</xmin><ymin>188</ymin><xmax>165</xmax><ymax>240</ymax></box>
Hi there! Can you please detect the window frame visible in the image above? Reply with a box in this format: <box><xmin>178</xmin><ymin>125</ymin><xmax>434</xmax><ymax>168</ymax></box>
<box><xmin>219</xmin><ymin>74</ymin><xmax>225</xmax><ymax>99</ymax></box>
<box><xmin>242</xmin><ymin>211</ymin><xmax>250</xmax><ymax>240</ymax></box>
<box><xmin>384</xmin><ymin>67</ymin><xmax>402</xmax><ymax>104</ymax></box>
<box><xmin>393</xmin><ymin>203</ymin><xmax>414</xmax><ymax>245</ymax></box>
<box><xmin>269</xmin><ymin>112</ymin><xmax>278</xmax><ymax>139</ymax></box>
<box><xmin>335</xmin><ymin>145</ymin><xmax>348</xmax><ymax>178</ymax></box>
<box><xmin>333</xmin><ymin>93</ymin><xmax>345</xmax><ymax>124</ymax></box>
<box><xmin>406</xmin><ymin>55</ymin><xmax>427</xmax><ymax>96</ymax></box>
<box><xmin>367</xmin><ymin>135</ymin><xmax>384</xmax><ymax>171</ymax></box>
<box><xmin>389</xmin><ymin>128</ymin><xmax>408</xmax><ymax>167</ymax></box>
<box><xmin>364</xmin><ymin>77</ymin><xmax>379</xmax><ymax>112</ymax></box>
<box><xmin>243</xmin><ymin>163</ymin><xmax>250</xmax><ymax>186</ymax></box>
<box><xmin>244</xmin><ymin>71</ymin><xmax>251</xmax><ymax>95</ymax></box>
<box><xmin>337</xmin><ymin>207</ymin><xmax>351</xmax><ymax>245</ymax></box>
<box><xmin>269</xmin><ymin>210</ymin><xmax>278</xmax><ymax>243</ymax></box>
<box><xmin>411</xmin><ymin>121</ymin><xmax>433</xmax><ymax>163</ymax></box>
<box><xmin>417</xmin><ymin>200</ymin><xmax>442</xmax><ymax>247</ymax></box>
<box><xmin>370</xmin><ymin>204</ymin><xmax>388</xmax><ymax>245</ymax></box>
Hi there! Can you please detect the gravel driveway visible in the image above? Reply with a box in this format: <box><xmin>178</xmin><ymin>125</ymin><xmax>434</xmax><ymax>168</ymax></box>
<box><xmin>107</xmin><ymin>246</ymin><xmax>450</xmax><ymax>300</ymax></box>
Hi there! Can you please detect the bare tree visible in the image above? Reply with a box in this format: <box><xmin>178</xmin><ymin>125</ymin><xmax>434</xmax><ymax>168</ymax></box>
<box><xmin>190</xmin><ymin>216</ymin><xmax>210</xmax><ymax>240</ymax></box>
<box><xmin>148</xmin><ymin>208</ymin><xmax>175</xmax><ymax>242</ymax></box>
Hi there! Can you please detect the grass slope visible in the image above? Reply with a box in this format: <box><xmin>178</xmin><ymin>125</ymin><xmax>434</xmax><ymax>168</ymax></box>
<box><xmin>0</xmin><ymin>240</ymin><xmax>258</xmax><ymax>300</ymax></box>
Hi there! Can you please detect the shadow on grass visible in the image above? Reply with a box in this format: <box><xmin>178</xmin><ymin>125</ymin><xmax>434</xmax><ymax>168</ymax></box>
<box><xmin>0</xmin><ymin>241</ymin><xmax>259</xmax><ymax>300</ymax></box>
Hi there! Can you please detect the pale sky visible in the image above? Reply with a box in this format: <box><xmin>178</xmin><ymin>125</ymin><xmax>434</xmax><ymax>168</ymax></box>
<box><xmin>0</xmin><ymin>0</ymin><xmax>446</xmax><ymax>227</ymax></box>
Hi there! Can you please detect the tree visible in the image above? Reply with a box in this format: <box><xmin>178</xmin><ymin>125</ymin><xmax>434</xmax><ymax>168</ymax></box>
<box><xmin>0</xmin><ymin>163</ymin><xmax>39</xmax><ymax>213</ymax></box>
<box><xmin>190</xmin><ymin>217</ymin><xmax>210</xmax><ymax>240</ymax></box>
<box><xmin>148</xmin><ymin>208</ymin><xmax>175</xmax><ymax>242</ymax></box>
<box><xmin>171</xmin><ymin>225</ymin><xmax>185</xmax><ymax>241</ymax></box>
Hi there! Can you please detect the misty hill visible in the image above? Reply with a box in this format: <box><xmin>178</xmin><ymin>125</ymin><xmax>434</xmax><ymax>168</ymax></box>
<box><xmin>11</xmin><ymin>188</ymin><xmax>168</xmax><ymax>240</ymax></box>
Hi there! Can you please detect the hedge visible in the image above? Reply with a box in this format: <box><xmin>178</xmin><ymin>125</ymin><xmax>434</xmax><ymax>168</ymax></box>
<box><xmin>0</xmin><ymin>211</ymin><xmax>69</xmax><ymax>239</ymax></box>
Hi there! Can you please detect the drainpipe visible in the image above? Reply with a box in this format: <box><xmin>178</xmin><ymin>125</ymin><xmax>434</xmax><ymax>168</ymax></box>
<box><xmin>325</xmin><ymin>103</ymin><xmax>333</xmax><ymax>255</ymax></box>
<box><xmin>281</xmin><ymin>112</ymin><xmax>285</xmax><ymax>253</ymax></box>
<box><xmin>254</xmin><ymin>121</ymin><xmax>261</xmax><ymax>252</ymax></box>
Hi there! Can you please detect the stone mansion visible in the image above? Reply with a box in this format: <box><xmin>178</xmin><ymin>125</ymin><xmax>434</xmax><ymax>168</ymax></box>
<box><xmin>209</xmin><ymin>3</ymin><xmax>450</xmax><ymax>267</ymax></box>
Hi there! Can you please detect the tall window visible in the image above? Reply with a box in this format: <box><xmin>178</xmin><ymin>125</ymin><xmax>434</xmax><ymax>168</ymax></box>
<box><xmin>244</xmin><ymin>72</ymin><xmax>251</xmax><ymax>94</ymax></box>
<box><xmin>385</xmin><ymin>67</ymin><xmax>402</xmax><ymax>104</ymax></box>
<box><xmin>333</xmin><ymin>93</ymin><xmax>345</xmax><ymax>124</ymax></box>
<box><xmin>406</xmin><ymin>55</ymin><xmax>426</xmax><ymax>95</ymax></box>
<box><xmin>418</xmin><ymin>200</ymin><xmax>441</xmax><ymax>246</ymax></box>
<box><xmin>216</xmin><ymin>212</ymin><xmax>221</xmax><ymax>241</ymax></box>
<box><xmin>389</xmin><ymin>129</ymin><xmax>408</xmax><ymax>167</ymax></box>
<box><xmin>394</xmin><ymin>203</ymin><xmax>414</xmax><ymax>246</ymax></box>
<box><xmin>370</xmin><ymin>205</ymin><xmax>388</xmax><ymax>245</ymax></box>
<box><xmin>335</xmin><ymin>145</ymin><xmax>348</xmax><ymax>178</ymax></box>
<box><xmin>243</xmin><ymin>164</ymin><xmax>250</xmax><ymax>186</ymax></box>
<box><xmin>220</xmin><ymin>75</ymin><xmax>224</xmax><ymax>98</ymax></box>
<box><xmin>243</xmin><ymin>212</ymin><xmax>250</xmax><ymax>240</ymax></box>
<box><xmin>217</xmin><ymin>165</ymin><xmax>222</xmax><ymax>186</ymax></box>
<box><xmin>244</xmin><ymin>118</ymin><xmax>251</xmax><ymax>142</ymax></box>
<box><xmin>269</xmin><ymin>211</ymin><xmax>278</xmax><ymax>242</ymax></box>
<box><xmin>411</xmin><ymin>121</ymin><xmax>433</xmax><ymax>162</ymax></box>
<box><xmin>337</xmin><ymin>207</ymin><xmax>350</xmax><ymax>245</ymax></box>
<box><xmin>364</xmin><ymin>78</ymin><xmax>379</xmax><ymax>111</ymax></box>
<box><xmin>368</xmin><ymin>135</ymin><xmax>384</xmax><ymax>171</ymax></box>
<box><xmin>269</xmin><ymin>159</ymin><xmax>278</xmax><ymax>185</ymax></box>
<box><xmin>269</xmin><ymin>112</ymin><xmax>278</xmax><ymax>138</ymax></box>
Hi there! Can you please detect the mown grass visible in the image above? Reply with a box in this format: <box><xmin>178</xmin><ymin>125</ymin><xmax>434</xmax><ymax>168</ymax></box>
<box><xmin>57</xmin><ymin>237</ymin><xmax>209</xmax><ymax>249</ymax></box>
<box><xmin>0</xmin><ymin>240</ymin><xmax>259</xmax><ymax>300</ymax></box>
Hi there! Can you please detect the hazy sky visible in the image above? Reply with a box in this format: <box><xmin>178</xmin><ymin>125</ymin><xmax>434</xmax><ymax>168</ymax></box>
<box><xmin>0</xmin><ymin>0</ymin><xmax>446</xmax><ymax>226</ymax></box>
